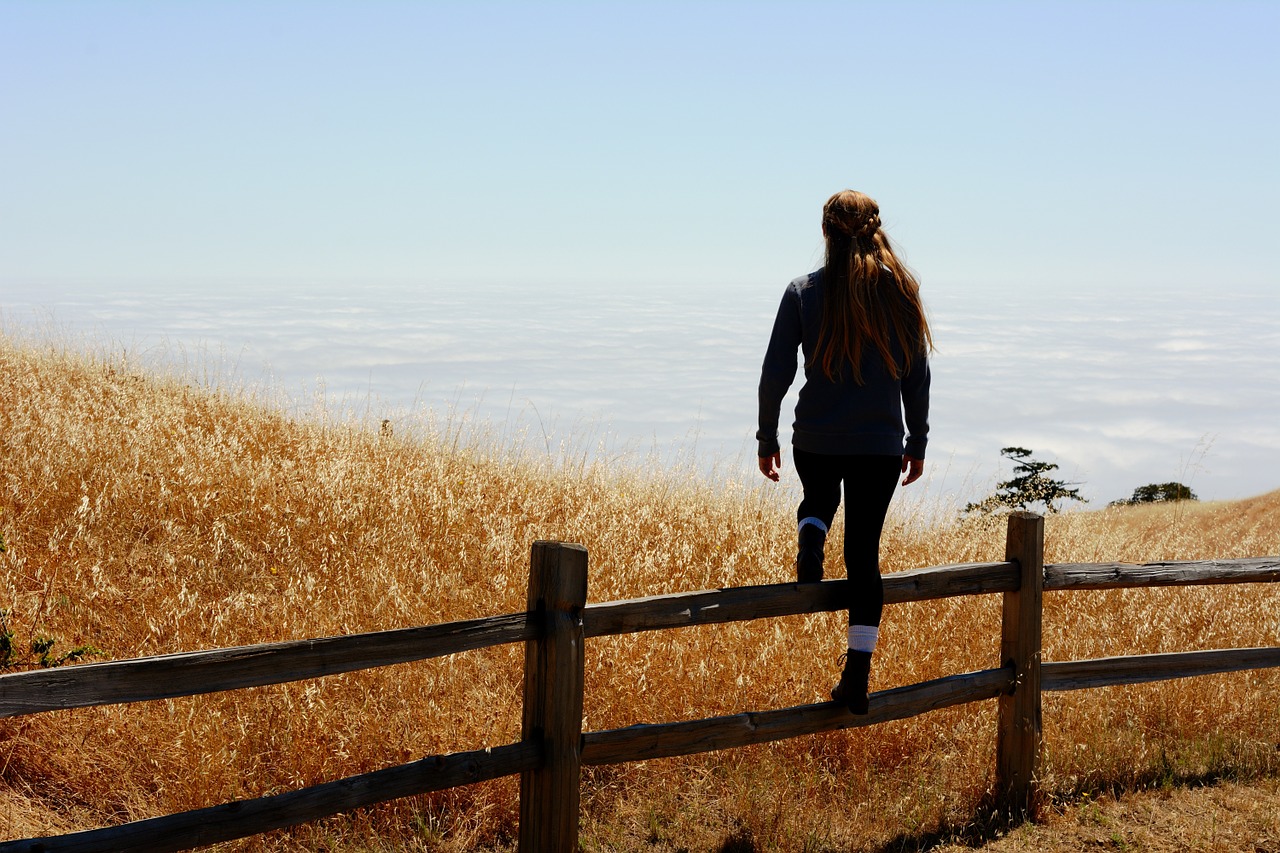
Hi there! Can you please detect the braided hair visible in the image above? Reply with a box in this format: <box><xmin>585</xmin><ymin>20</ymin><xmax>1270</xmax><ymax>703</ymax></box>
<box><xmin>813</xmin><ymin>190</ymin><xmax>933</xmax><ymax>383</ymax></box>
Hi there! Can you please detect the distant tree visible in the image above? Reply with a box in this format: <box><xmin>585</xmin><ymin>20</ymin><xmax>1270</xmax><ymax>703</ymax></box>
<box><xmin>1113</xmin><ymin>481</ymin><xmax>1198</xmax><ymax>506</ymax></box>
<box><xmin>964</xmin><ymin>446</ymin><xmax>1087</xmax><ymax>515</ymax></box>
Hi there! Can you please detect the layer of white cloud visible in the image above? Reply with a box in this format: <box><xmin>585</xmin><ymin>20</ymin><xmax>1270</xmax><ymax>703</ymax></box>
<box><xmin>3</xmin><ymin>281</ymin><xmax>1277</xmax><ymax>507</ymax></box>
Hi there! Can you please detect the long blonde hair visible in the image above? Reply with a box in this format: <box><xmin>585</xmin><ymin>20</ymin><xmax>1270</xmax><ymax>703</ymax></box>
<box><xmin>813</xmin><ymin>189</ymin><xmax>933</xmax><ymax>383</ymax></box>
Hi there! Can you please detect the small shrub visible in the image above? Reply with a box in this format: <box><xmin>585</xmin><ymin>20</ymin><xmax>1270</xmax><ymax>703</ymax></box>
<box><xmin>1112</xmin><ymin>482</ymin><xmax>1198</xmax><ymax>506</ymax></box>
<box><xmin>964</xmin><ymin>446</ymin><xmax>1087</xmax><ymax>515</ymax></box>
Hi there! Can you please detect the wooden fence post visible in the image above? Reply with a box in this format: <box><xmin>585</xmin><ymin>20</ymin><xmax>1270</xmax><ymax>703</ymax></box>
<box><xmin>519</xmin><ymin>541</ymin><xmax>588</xmax><ymax>852</ymax></box>
<box><xmin>997</xmin><ymin>511</ymin><xmax>1044</xmax><ymax>818</ymax></box>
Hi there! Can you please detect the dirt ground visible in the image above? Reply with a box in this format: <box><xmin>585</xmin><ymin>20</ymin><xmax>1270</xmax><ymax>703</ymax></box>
<box><xmin>933</xmin><ymin>778</ymin><xmax>1280</xmax><ymax>853</ymax></box>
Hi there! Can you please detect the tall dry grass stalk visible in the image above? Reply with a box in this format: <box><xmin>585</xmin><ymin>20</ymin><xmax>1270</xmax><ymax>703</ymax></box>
<box><xmin>1</xmin><ymin>331</ymin><xmax>1278</xmax><ymax>851</ymax></box>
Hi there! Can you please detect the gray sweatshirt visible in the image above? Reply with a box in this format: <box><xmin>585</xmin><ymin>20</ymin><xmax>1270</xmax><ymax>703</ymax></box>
<box><xmin>756</xmin><ymin>270</ymin><xmax>930</xmax><ymax>459</ymax></box>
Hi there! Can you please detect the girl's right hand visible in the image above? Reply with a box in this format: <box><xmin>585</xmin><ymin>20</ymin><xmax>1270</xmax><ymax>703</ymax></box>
<box><xmin>901</xmin><ymin>455</ymin><xmax>924</xmax><ymax>486</ymax></box>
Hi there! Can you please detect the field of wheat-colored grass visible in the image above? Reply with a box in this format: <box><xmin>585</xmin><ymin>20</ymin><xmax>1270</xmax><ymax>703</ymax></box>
<box><xmin>1</xmin><ymin>330</ymin><xmax>1278</xmax><ymax>852</ymax></box>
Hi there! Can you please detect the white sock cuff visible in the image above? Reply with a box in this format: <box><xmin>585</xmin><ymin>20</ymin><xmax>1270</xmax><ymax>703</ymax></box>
<box><xmin>798</xmin><ymin>517</ymin><xmax>829</xmax><ymax>533</ymax></box>
<box><xmin>848</xmin><ymin>625</ymin><xmax>879</xmax><ymax>653</ymax></box>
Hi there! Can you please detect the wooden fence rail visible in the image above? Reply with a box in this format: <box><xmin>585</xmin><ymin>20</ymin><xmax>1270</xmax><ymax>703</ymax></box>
<box><xmin>2</xmin><ymin>513</ymin><xmax>1278</xmax><ymax>852</ymax></box>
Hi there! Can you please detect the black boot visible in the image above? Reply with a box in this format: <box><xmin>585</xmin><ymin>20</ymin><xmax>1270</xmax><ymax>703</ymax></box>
<box><xmin>831</xmin><ymin>651</ymin><xmax>872</xmax><ymax>715</ymax></box>
<box><xmin>795</xmin><ymin>523</ymin><xmax>826</xmax><ymax>583</ymax></box>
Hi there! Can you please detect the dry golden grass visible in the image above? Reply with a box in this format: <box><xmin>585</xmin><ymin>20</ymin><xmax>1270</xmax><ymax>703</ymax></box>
<box><xmin>934</xmin><ymin>776</ymin><xmax>1280</xmax><ymax>852</ymax></box>
<box><xmin>1</xmin><ymin>331</ymin><xmax>1278</xmax><ymax>852</ymax></box>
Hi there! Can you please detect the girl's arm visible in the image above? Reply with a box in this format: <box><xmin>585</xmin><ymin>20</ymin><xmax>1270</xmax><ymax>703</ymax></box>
<box><xmin>756</xmin><ymin>288</ymin><xmax>802</xmax><ymax>461</ymax></box>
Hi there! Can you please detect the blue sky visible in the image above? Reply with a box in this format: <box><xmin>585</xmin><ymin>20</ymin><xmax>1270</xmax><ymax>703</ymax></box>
<box><xmin>3</xmin><ymin>1</ymin><xmax>1277</xmax><ymax>293</ymax></box>
<box><xmin>4</xmin><ymin>2</ymin><xmax>1279</xmax><ymax>504</ymax></box>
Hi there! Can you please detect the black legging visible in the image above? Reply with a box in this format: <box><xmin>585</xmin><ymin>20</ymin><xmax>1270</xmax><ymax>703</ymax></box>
<box><xmin>793</xmin><ymin>449</ymin><xmax>901</xmax><ymax>627</ymax></box>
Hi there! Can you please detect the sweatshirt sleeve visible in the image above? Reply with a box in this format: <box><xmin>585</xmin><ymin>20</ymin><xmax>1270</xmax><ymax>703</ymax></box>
<box><xmin>900</xmin><ymin>350</ymin><xmax>931</xmax><ymax>459</ymax></box>
<box><xmin>756</xmin><ymin>287</ymin><xmax>802</xmax><ymax>458</ymax></box>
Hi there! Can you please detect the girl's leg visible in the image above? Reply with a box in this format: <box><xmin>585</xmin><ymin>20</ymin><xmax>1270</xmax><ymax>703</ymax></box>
<box><xmin>793</xmin><ymin>448</ymin><xmax>841</xmax><ymax>527</ymax></box>
<box><xmin>841</xmin><ymin>454</ymin><xmax>902</xmax><ymax>627</ymax></box>
<box><xmin>792</xmin><ymin>448</ymin><xmax>841</xmax><ymax>582</ymax></box>
<box><xmin>831</xmin><ymin>454</ymin><xmax>901</xmax><ymax>714</ymax></box>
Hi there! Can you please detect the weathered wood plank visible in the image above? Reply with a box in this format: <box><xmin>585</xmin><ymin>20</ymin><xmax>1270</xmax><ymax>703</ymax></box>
<box><xmin>885</xmin><ymin>561</ymin><xmax>1019</xmax><ymax>602</ymax></box>
<box><xmin>0</xmin><ymin>613</ymin><xmax>534</xmax><ymax>718</ymax></box>
<box><xmin>519</xmin><ymin>542</ymin><xmax>588</xmax><ymax>853</ymax></box>
<box><xmin>0</xmin><ymin>741</ymin><xmax>540</xmax><ymax>853</ymax></box>
<box><xmin>1045</xmin><ymin>557</ymin><xmax>1280</xmax><ymax>590</ymax></box>
<box><xmin>997</xmin><ymin>512</ymin><xmax>1044</xmax><ymax>818</ymax></box>
<box><xmin>580</xmin><ymin>666</ymin><xmax>1012</xmax><ymax>766</ymax></box>
<box><xmin>582</xmin><ymin>562</ymin><xmax>1015</xmax><ymax>638</ymax></box>
<box><xmin>1043</xmin><ymin>647</ymin><xmax>1280</xmax><ymax>692</ymax></box>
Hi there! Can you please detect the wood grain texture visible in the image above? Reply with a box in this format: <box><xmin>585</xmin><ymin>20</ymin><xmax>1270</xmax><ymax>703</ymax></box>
<box><xmin>1045</xmin><ymin>557</ymin><xmax>1280</xmax><ymax>590</ymax></box>
<box><xmin>580</xmin><ymin>667</ymin><xmax>1012</xmax><ymax>766</ymax></box>
<box><xmin>0</xmin><ymin>614</ymin><xmax>534</xmax><ymax>718</ymax></box>
<box><xmin>885</xmin><ymin>561</ymin><xmax>1019</xmax><ymax>602</ymax></box>
<box><xmin>0</xmin><ymin>742</ymin><xmax>539</xmax><ymax>853</ymax></box>
<box><xmin>582</xmin><ymin>562</ymin><xmax>1016</xmax><ymax>638</ymax></box>
<box><xmin>997</xmin><ymin>512</ymin><xmax>1044</xmax><ymax>816</ymax></box>
<box><xmin>1043</xmin><ymin>647</ymin><xmax>1280</xmax><ymax>691</ymax></box>
<box><xmin>519</xmin><ymin>542</ymin><xmax>588</xmax><ymax>853</ymax></box>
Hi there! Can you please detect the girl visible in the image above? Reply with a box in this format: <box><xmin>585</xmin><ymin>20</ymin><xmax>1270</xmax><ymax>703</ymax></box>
<box><xmin>756</xmin><ymin>189</ymin><xmax>932</xmax><ymax>714</ymax></box>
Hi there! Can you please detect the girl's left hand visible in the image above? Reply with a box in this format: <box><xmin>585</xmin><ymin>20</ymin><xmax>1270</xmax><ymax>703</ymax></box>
<box><xmin>758</xmin><ymin>451</ymin><xmax>782</xmax><ymax>482</ymax></box>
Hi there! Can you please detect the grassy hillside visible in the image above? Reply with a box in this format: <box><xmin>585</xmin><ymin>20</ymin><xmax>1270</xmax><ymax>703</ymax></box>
<box><xmin>1</xmin><ymin>332</ymin><xmax>1278</xmax><ymax>851</ymax></box>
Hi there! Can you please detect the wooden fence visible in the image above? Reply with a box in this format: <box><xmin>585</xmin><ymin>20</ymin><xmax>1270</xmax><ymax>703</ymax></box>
<box><xmin>2</xmin><ymin>511</ymin><xmax>1278</xmax><ymax>852</ymax></box>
